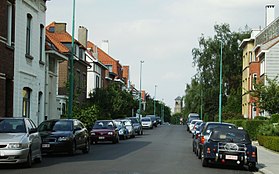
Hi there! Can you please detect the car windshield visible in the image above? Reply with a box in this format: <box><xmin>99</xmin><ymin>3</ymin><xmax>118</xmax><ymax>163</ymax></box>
<box><xmin>128</xmin><ymin>118</ymin><xmax>139</xmax><ymax>124</ymax></box>
<box><xmin>210</xmin><ymin>129</ymin><xmax>250</xmax><ymax>143</ymax></box>
<box><xmin>93</xmin><ymin>121</ymin><xmax>114</xmax><ymax>129</ymax></box>
<box><xmin>38</xmin><ymin>120</ymin><xmax>73</xmax><ymax>132</ymax></box>
<box><xmin>204</xmin><ymin>124</ymin><xmax>235</xmax><ymax>135</ymax></box>
<box><xmin>142</xmin><ymin>118</ymin><xmax>151</xmax><ymax>122</ymax></box>
<box><xmin>0</xmin><ymin>119</ymin><xmax>26</xmax><ymax>133</ymax></box>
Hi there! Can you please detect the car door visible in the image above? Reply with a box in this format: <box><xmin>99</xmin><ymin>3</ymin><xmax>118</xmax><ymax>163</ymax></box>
<box><xmin>73</xmin><ymin>120</ymin><xmax>85</xmax><ymax>148</ymax></box>
<box><xmin>26</xmin><ymin>119</ymin><xmax>41</xmax><ymax>157</ymax></box>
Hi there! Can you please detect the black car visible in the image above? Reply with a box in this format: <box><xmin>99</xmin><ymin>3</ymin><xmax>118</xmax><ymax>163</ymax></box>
<box><xmin>201</xmin><ymin>127</ymin><xmax>257</xmax><ymax>171</ymax></box>
<box><xmin>146</xmin><ymin>115</ymin><xmax>157</xmax><ymax>127</ymax></box>
<box><xmin>38</xmin><ymin>119</ymin><xmax>90</xmax><ymax>155</ymax></box>
<box><xmin>156</xmin><ymin>116</ymin><xmax>162</xmax><ymax>125</ymax></box>
<box><xmin>127</xmin><ymin>117</ymin><xmax>143</xmax><ymax>135</ymax></box>
<box><xmin>197</xmin><ymin>122</ymin><xmax>236</xmax><ymax>159</ymax></box>
<box><xmin>186</xmin><ymin>113</ymin><xmax>200</xmax><ymax>131</ymax></box>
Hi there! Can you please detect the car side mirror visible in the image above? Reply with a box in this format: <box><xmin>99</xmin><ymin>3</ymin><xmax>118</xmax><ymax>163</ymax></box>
<box><xmin>29</xmin><ymin>128</ymin><xmax>38</xmax><ymax>134</ymax></box>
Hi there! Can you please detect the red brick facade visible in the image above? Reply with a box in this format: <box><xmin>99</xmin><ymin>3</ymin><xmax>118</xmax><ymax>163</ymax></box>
<box><xmin>0</xmin><ymin>0</ymin><xmax>15</xmax><ymax>117</ymax></box>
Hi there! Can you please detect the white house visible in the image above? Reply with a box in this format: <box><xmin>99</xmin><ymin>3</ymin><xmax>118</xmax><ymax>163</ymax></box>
<box><xmin>13</xmin><ymin>0</ymin><xmax>47</xmax><ymax>125</ymax></box>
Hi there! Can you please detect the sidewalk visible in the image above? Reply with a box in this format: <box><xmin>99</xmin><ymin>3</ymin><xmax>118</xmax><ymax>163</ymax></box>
<box><xmin>253</xmin><ymin>141</ymin><xmax>279</xmax><ymax>174</ymax></box>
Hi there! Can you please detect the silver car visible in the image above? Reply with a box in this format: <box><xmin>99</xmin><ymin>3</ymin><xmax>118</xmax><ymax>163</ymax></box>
<box><xmin>0</xmin><ymin>117</ymin><xmax>42</xmax><ymax>167</ymax></box>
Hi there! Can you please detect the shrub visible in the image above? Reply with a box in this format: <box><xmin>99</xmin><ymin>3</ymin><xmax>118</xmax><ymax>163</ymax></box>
<box><xmin>243</xmin><ymin>120</ymin><xmax>267</xmax><ymax>140</ymax></box>
<box><xmin>270</xmin><ymin>114</ymin><xmax>279</xmax><ymax>123</ymax></box>
<box><xmin>258</xmin><ymin>135</ymin><xmax>279</xmax><ymax>152</ymax></box>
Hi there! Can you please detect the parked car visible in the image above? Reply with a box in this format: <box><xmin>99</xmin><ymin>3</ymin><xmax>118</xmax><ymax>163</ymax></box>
<box><xmin>186</xmin><ymin>113</ymin><xmax>200</xmax><ymax>131</ymax></box>
<box><xmin>114</xmin><ymin>120</ymin><xmax>129</xmax><ymax>140</ymax></box>
<box><xmin>122</xmin><ymin>119</ymin><xmax>136</xmax><ymax>138</ymax></box>
<box><xmin>38</xmin><ymin>119</ymin><xmax>90</xmax><ymax>155</ymax></box>
<box><xmin>0</xmin><ymin>117</ymin><xmax>42</xmax><ymax>167</ymax></box>
<box><xmin>146</xmin><ymin>115</ymin><xmax>157</xmax><ymax>127</ymax></box>
<box><xmin>197</xmin><ymin>122</ymin><xmax>236</xmax><ymax>159</ymax></box>
<box><xmin>192</xmin><ymin>122</ymin><xmax>206</xmax><ymax>156</ymax></box>
<box><xmin>191</xmin><ymin>121</ymin><xmax>204</xmax><ymax>135</ymax></box>
<box><xmin>141</xmin><ymin>117</ymin><xmax>153</xmax><ymax>129</ymax></box>
<box><xmin>201</xmin><ymin>127</ymin><xmax>257</xmax><ymax>171</ymax></box>
<box><xmin>156</xmin><ymin>116</ymin><xmax>162</xmax><ymax>125</ymax></box>
<box><xmin>189</xmin><ymin>120</ymin><xmax>203</xmax><ymax>133</ymax></box>
<box><xmin>127</xmin><ymin>117</ymin><xmax>143</xmax><ymax>135</ymax></box>
<box><xmin>91</xmin><ymin>120</ymin><xmax>119</xmax><ymax>144</ymax></box>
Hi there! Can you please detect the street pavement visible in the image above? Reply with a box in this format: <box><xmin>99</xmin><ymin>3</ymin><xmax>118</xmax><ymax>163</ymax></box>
<box><xmin>253</xmin><ymin>141</ymin><xmax>279</xmax><ymax>174</ymax></box>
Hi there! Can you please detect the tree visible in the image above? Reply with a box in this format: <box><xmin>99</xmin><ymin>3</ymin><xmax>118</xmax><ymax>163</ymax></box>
<box><xmin>250</xmin><ymin>77</ymin><xmax>279</xmax><ymax>114</ymax></box>
<box><xmin>185</xmin><ymin>23</ymin><xmax>250</xmax><ymax>120</ymax></box>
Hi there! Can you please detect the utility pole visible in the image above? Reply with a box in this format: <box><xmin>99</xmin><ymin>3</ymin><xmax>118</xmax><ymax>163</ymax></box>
<box><xmin>154</xmin><ymin>85</ymin><xmax>157</xmax><ymax>116</ymax></box>
<box><xmin>139</xmin><ymin>60</ymin><xmax>144</xmax><ymax>120</ymax></box>
<box><xmin>68</xmin><ymin>0</ymin><xmax>75</xmax><ymax>119</ymax></box>
<box><xmin>218</xmin><ymin>41</ymin><xmax>223</xmax><ymax>123</ymax></box>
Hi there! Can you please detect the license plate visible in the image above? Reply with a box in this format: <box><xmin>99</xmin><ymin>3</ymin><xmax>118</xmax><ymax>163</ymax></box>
<box><xmin>98</xmin><ymin>136</ymin><xmax>105</xmax><ymax>140</ymax></box>
<box><xmin>225</xmin><ymin>155</ymin><xmax>238</xmax><ymax>160</ymax></box>
<box><xmin>42</xmin><ymin>144</ymin><xmax>50</xmax><ymax>148</ymax></box>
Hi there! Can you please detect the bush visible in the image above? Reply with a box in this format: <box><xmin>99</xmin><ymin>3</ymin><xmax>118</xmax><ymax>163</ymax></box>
<box><xmin>243</xmin><ymin>120</ymin><xmax>267</xmax><ymax>140</ymax></box>
<box><xmin>270</xmin><ymin>114</ymin><xmax>279</xmax><ymax>123</ymax></box>
<box><xmin>258</xmin><ymin>135</ymin><xmax>279</xmax><ymax>152</ymax></box>
<box><xmin>258</xmin><ymin>123</ymin><xmax>279</xmax><ymax>136</ymax></box>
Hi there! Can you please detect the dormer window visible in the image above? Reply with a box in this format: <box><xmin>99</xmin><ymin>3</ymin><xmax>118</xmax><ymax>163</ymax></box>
<box><xmin>49</xmin><ymin>26</ymin><xmax>55</xmax><ymax>33</ymax></box>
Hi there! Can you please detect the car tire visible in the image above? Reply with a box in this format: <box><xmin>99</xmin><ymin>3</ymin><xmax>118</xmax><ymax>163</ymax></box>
<box><xmin>248</xmin><ymin>162</ymin><xmax>257</xmax><ymax>171</ymax></box>
<box><xmin>69</xmin><ymin>141</ymin><xmax>76</xmax><ymax>155</ymax></box>
<box><xmin>24</xmin><ymin>150</ymin><xmax>32</xmax><ymax>168</ymax></box>
<box><xmin>197</xmin><ymin>148</ymin><xmax>201</xmax><ymax>159</ymax></box>
<box><xmin>201</xmin><ymin>151</ymin><xmax>208</xmax><ymax>167</ymax></box>
<box><xmin>82</xmin><ymin>140</ymin><xmax>90</xmax><ymax>154</ymax></box>
<box><xmin>141</xmin><ymin>130</ymin><xmax>143</xmax><ymax>135</ymax></box>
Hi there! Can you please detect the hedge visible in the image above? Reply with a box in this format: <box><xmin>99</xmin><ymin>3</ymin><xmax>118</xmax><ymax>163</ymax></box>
<box><xmin>258</xmin><ymin>135</ymin><xmax>279</xmax><ymax>152</ymax></box>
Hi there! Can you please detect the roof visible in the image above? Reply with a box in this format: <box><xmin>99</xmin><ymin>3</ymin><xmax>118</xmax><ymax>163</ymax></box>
<box><xmin>45</xmin><ymin>30</ymin><xmax>69</xmax><ymax>53</ymax></box>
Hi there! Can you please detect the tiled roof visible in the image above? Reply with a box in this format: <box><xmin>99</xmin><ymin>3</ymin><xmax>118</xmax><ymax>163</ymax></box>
<box><xmin>46</xmin><ymin>30</ymin><xmax>69</xmax><ymax>53</ymax></box>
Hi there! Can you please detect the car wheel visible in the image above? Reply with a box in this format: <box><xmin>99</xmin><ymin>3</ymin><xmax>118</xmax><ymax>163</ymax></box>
<box><xmin>141</xmin><ymin>130</ymin><xmax>143</xmax><ymax>135</ymax></box>
<box><xmin>201</xmin><ymin>151</ymin><xmax>208</xmax><ymax>167</ymax></box>
<box><xmin>248</xmin><ymin>162</ymin><xmax>257</xmax><ymax>171</ymax></box>
<box><xmin>82</xmin><ymin>139</ymin><xmax>90</xmax><ymax>154</ymax></box>
<box><xmin>197</xmin><ymin>148</ymin><xmax>201</xmax><ymax>159</ymax></box>
<box><xmin>24</xmin><ymin>150</ymin><xmax>32</xmax><ymax>168</ymax></box>
<box><xmin>69</xmin><ymin>141</ymin><xmax>76</xmax><ymax>155</ymax></box>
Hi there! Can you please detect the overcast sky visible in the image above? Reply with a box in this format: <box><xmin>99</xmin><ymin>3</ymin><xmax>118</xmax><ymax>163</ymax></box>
<box><xmin>46</xmin><ymin>0</ymin><xmax>279</xmax><ymax>111</ymax></box>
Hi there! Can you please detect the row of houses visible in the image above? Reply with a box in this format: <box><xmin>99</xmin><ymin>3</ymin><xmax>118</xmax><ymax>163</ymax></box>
<box><xmin>241</xmin><ymin>4</ymin><xmax>279</xmax><ymax>119</ymax></box>
<box><xmin>0</xmin><ymin>0</ymin><xmax>142</xmax><ymax>125</ymax></box>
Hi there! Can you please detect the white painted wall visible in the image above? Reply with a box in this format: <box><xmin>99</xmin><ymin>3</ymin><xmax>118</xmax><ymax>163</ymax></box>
<box><xmin>13</xmin><ymin>0</ymin><xmax>46</xmax><ymax>126</ymax></box>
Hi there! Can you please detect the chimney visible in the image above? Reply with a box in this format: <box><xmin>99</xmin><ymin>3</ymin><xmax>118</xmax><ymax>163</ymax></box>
<box><xmin>78</xmin><ymin>26</ymin><xmax>88</xmax><ymax>48</ymax></box>
<box><xmin>54</xmin><ymin>22</ymin><xmax>67</xmax><ymax>33</ymax></box>
<box><xmin>265</xmin><ymin>4</ymin><xmax>275</xmax><ymax>27</ymax></box>
<box><xmin>101</xmin><ymin>40</ymin><xmax>109</xmax><ymax>54</ymax></box>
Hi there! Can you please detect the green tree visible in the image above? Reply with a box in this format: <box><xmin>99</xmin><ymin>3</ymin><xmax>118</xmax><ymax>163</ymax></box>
<box><xmin>186</xmin><ymin>23</ymin><xmax>250</xmax><ymax>119</ymax></box>
<box><xmin>250</xmin><ymin>77</ymin><xmax>279</xmax><ymax>114</ymax></box>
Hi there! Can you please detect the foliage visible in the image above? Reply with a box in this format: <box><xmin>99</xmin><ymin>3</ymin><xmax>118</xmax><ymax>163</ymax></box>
<box><xmin>270</xmin><ymin>114</ymin><xmax>279</xmax><ymax>123</ymax></box>
<box><xmin>250</xmin><ymin>77</ymin><xmax>279</xmax><ymax>115</ymax></box>
<box><xmin>170</xmin><ymin>113</ymin><xmax>182</xmax><ymax>125</ymax></box>
<box><xmin>258</xmin><ymin>135</ymin><xmax>279</xmax><ymax>152</ymax></box>
<box><xmin>258</xmin><ymin>123</ymin><xmax>279</xmax><ymax>136</ymax></box>
<box><xmin>89</xmin><ymin>83</ymin><xmax>137</xmax><ymax>119</ymax></box>
<box><xmin>184</xmin><ymin>23</ymin><xmax>250</xmax><ymax>120</ymax></box>
<box><xmin>72</xmin><ymin>105</ymin><xmax>99</xmax><ymax>129</ymax></box>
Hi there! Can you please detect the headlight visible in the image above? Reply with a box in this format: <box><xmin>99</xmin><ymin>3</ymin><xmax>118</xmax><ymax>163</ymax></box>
<box><xmin>8</xmin><ymin>143</ymin><xmax>27</xmax><ymax>149</ymax></box>
<box><xmin>108</xmin><ymin>132</ymin><xmax>113</xmax><ymax>135</ymax></box>
<box><xmin>91</xmin><ymin>132</ymin><xmax>96</xmax><ymax>135</ymax></box>
<box><xmin>57</xmin><ymin>137</ymin><xmax>71</xmax><ymax>141</ymax></box>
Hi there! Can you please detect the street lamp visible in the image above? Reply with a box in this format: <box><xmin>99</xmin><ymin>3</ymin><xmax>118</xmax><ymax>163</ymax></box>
<box><xmin>161</xmin><ymin>99</ymin><xmax>164</xmax><ymax>123</ymax></box>
<box><xmin>68</xmin><ymin>0</ymin><xmax>76</xmax><ymax>119</ymax></box>
<box><xmin>154</xmin><ymin>85</ymin><xmax>157</xmax><ymax>116</ymax></box>
<box><xmin>218</xmin><ymin>41</ymin><xmax>223</xmax><ymax>123</ymax></box>
<box><xmin>138</xmin><ymin>60</ymin><xmax>144</xmax><ymax>120</ymax></box>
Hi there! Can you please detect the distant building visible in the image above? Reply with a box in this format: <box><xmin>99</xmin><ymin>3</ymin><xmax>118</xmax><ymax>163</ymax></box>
<box><xmin>174</xmin><ymin>96</ymin><xmax>183</xmax><ymax>113</ymax></box>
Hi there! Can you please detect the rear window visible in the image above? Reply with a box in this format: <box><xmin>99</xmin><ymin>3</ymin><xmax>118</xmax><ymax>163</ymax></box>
<box><xmin>203</xmin><ymin>124</ymin><xmax>235</xmax><ymax>135</ymax></box>
<box><xmin>210</xmin><ymin>129</ymin><xmax>250</xmax><ymax>143</ymax></box>
<box><xmin>142</xmin><ymin>118</ymin><xmax>151</xmax><ymax>121</ymax></box>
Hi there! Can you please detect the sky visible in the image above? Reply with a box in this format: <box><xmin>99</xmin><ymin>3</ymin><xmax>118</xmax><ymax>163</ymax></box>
<box><xmin>46</xmin><ymin>0</ymin><xmax>279</xmax><ymax>111</ymax></box>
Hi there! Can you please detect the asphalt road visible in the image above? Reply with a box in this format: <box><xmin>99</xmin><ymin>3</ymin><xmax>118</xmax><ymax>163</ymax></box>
<box><xmin>0</xmin><ymin>125</ymin><xmax>254</xmax><ymax>174</ymax></box>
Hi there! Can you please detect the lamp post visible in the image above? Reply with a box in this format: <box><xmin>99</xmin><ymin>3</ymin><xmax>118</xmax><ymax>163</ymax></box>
<box><xmin>161</xmin><ymin>99</ymin><xmax>164</xmax><ymax>123</ymax></box>
<box><xmin>218</xmin><ymin>41</ymin><xmax>223</xmax><ymax>123</ymax></box>
<box><xmin>154</xmin><ymin>85</ymin><xmax>157</xmax><ymax>116</ymax></box>
<box><xmin>139</xmin><ymin>60</ymin><xmax>144</xmax><ymax>120</ymax></box>
<box><xmin>68</xmin><ymin>0</ymin><xmax>75</xmax><ymax>119</ymax></box>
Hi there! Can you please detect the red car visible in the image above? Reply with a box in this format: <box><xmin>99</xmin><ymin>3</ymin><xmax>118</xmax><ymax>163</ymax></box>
<box><xmin>90</xmin><ymin>120</ymin><xmax>119</xmax><ymax>144</ymax></box>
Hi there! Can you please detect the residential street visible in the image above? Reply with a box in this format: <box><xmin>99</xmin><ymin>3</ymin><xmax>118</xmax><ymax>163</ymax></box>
<box><xmin>0</xmin><ymin>125</ymin><xmax>253</xmax><ymax>174</ymax></box>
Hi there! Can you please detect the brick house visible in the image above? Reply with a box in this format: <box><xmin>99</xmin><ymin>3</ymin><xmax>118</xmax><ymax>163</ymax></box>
<box><xmin>0</xmin><ymin>0</ymin><xmax>15</xmax><ymax>117</ymax></box>
<box><xmin>46</xmin><ymin>22</ymin><xmax>90</xmax><ymax>113</ymax></box>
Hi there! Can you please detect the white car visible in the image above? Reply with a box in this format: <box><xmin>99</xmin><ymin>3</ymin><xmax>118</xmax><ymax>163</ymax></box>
<box><xmin>0</xmin><ymin>117</ymin><xmax>42</xmax><ymax>167</ymax></box>
<box><xmin>141</xmin><ymin>117</ymin><xmax>153</xmax><ymax>129</ymax></box>
<box><xmin>189</xmin><ymin>120</ymin><xmax>203</xmax><ymax>133</ymax></box>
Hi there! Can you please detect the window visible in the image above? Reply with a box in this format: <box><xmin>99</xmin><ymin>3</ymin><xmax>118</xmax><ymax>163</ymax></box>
<box><xmin>76</xmin><ymin>70</ymin><xmax>81</xmax><ymax>89</ymax></box>
<box><xmin>107</xmin><ymin>65</ymin><xmax>113</xmax><ymax>72</ymax></box>
<box><xmin>252</xmin><ymin>74</ymin><xmax>257</xmax><ymax>90</ymax></box>
<box><xmin>7</xmin><ymin>2</ymin><xmax>12</xmax><ymax>46</ymax></box>
<box><xmin>22</xmin><ymin>87</ymin><xmax>31</xmax><ymax>118</ymax></box>
<box><xmin>260</xmin><ymin>60</ymin><xmax>265</xmax><ymax>76</ymax></box>
<box><xmin>95</xmin><ymin>75</ymin><xmax>100</xmax><ymax>88</ymax></box>
<box><xmin>79</xmin><ymin>48</ymin><xmax>85</xmax><ymax>61</ymax></box>
<box><xmin>26</xmin><ymin>13</ymin><xmax>32</xmax><ymax>56</ymax></box>
<box><xmin>83</xmin><ymin>73</ymin><xmax>86</xmax><ymax>89</ymax></box>
<box><xmin>40</xmin><ymin>24</ymin><xmax>44</xmax><ymax>62</ymax></box>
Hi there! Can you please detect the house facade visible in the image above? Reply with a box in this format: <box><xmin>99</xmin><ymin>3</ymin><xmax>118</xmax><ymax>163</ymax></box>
<box><xmin>46</xmin><ymin>22</ymin><xmax>90</xmax><ymax>115</ymax></box>
<box><xmin>13</xmin><ymin>0</ymin><xmax>47</xmax><ymax>125</ymax></box>
<box><xmin>0</xmin><ymin>0</ymin><xmax>15</xmax><ymax>117</ymax></box>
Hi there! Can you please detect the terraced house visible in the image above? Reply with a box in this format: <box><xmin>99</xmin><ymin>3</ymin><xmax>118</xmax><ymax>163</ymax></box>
<box><xmin>13</xmin><ymin>0</ymin><xmax>47</xmax><ymax>125</ymax></box>
<box><xmin>0</xmin><ymin>0</ymin><xmax>15</xmax><ymax>118</ymax></box>
<box><xmin>46</xmin><ymin>22</ymin><xmax>90</xmax><ymax>114</ymax></box>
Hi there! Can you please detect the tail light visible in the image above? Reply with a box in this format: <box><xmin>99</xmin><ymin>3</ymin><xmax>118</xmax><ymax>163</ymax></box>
<box><xmin>252</xmin><ymin>151</ymin><xmax>256</xmax><ymax>158</ymax></box>
<box><xmin>195</xmin><ymin>134</ymin><xmax>200</xmax><ymax>139</ymax></box>
<box><xmin>207</xmin><ymin>147</ymin><xmax>211</xmax><ymax>154</ymax></box>
<box><xmin>201</xmin><ymin>136</ymin><xmax>205</xmax><ymax>144</ymax></box>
